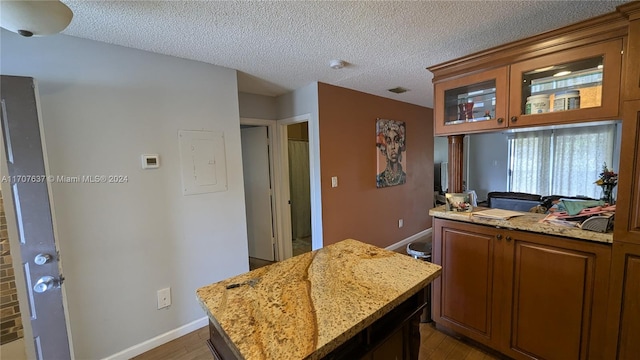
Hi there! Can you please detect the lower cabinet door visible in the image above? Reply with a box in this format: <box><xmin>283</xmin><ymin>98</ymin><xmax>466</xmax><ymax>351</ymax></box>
<box><xmin>617</xmin><ymin>252</ymin><xmax>640</xmax><ymax>358</ymax></box>
<box><xmin>502</xmin><ymin>232</ymin><xmax>611</xmax><ymax>360</ymax></box>
<box><xmin>605</xmin><ymin>242</ymin><xmax>640</xmax><ymax>359</ymax></box>
<box><xmin>433</xmin><ymin>219</ymin><xmax>501</xmax><ymax>348</ymax></box>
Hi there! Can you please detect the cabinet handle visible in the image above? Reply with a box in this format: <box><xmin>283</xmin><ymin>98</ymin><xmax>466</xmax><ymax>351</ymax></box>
<box><xmin>506</xmin><ymin>236</ymin><xmax>512</xmax><ymax>242</ymax></box>
<box><xmin>497</xmin><ymin>118</ymin><xmax>504</xmax><ymax>124</ymax></box>
<box><xmin>496</xmin><ymin>234</ymin><xmax>502</xmax><ymax>240</ymax></box>
<box><xmin>510</xmin><ymin>116</ymin><xmax>518</xmax><ymax>123</ymax></box>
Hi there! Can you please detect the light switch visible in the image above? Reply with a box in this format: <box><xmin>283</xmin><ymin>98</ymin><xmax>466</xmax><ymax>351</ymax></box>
<box><xmin>331</xmin><ymin>176</ymin><xmax>338</xmax><ymax>188</ymax></box>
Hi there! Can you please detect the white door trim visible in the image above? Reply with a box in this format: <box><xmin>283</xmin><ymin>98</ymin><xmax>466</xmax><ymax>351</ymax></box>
<box><xmin>276</xmin><ymin>113</ymin><xmax>322</xmax><ymax>256</ymax></box>
<box><xmin>239</xmin><ymin>118</ymin><xmax>282</xmax><ymax>260</ymax></box>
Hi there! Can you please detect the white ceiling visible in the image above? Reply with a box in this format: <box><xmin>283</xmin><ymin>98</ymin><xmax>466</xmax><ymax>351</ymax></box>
<box><xmin>60</xmin><ymin>0</ymin><xmax>630</xmax><ymax>108</ymax></box>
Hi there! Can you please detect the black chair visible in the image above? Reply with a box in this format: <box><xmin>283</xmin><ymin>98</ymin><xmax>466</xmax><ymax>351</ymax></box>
<box><xmin>487</xmin><ymin>192</ymin><xmax>542</xmax><ymax>212</ymax></box>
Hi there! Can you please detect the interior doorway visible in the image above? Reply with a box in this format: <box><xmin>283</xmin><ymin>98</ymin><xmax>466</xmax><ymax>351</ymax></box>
<box><xmin>286</xmin><ymin>123</ymin><xmax>311</xmax><ymax>256</ymax></box>
<box><xmin>240</xmin><ymin>114</ymin><xmax>319</xmax><ymax>266</ymax></box>
<box><xmin>241</xmin><ymin>125</ymin><xmax>275</xmax><ymax>262</ymax></box>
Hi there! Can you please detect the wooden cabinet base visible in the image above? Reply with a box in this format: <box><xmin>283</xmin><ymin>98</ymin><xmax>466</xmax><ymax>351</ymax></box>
<box><xmin>205</xmin><ymin>289</ymin><xmax>427</xmax><ymax>360</ymax></box>
<box><xmin>432</xmin><ymin>218</ymin><xmax>611</xmax><ymax>360</ymax></box>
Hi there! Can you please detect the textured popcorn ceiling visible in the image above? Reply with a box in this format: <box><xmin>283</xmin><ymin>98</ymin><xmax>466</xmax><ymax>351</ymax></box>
<box><xmin>60</xmin><ymin>1</ymin><xmax>629</xmax><ymax>108</ymax></box>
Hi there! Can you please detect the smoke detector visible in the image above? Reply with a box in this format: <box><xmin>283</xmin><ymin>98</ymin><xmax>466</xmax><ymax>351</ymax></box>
<box><xmin>329</xmin><ymin>59</ymin><xmax>346</xmax><ymax>69</ymax></box>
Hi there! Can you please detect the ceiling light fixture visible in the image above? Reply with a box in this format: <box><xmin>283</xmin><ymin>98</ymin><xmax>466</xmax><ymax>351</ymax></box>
<box><xmin>329</xmin><ymin>59</ymin><xmax>346</xmax><ymax>69</ymax></box>
<box><xmin>388</xmin><ymin>87</ymin><xmax>409</xmax><ymax>94</ymax></box>
<box><xmin>0</xmin><ymin>0</ymin><xmax>73</xmax><ymax>37</ymax></box>
<box><xmin>553</xmin><ymin>70</ymin><xmax>572</xmax><ymax>77</ymax></box>
<box><xmin>531</xmin><ymin>66</ymin><xmax>555</xmax><ymax>73</ymax></box>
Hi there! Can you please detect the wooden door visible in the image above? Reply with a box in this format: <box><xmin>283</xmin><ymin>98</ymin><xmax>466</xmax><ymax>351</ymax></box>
<box><xmin>501</xmin><ymin>231</ymin><xmax>611</xmax><ymax>360</ymax></box>
<box><xmin>432</xmin><ymin>219</ymin><xmax>501</xmax><ymax>348</ymax></box>
<box><xmin>614</xmin><ymin>100</ymin><xmax>640</xmax><ymax>244</ymax></box>
<box><xmin>604</xmin><ymin>242</ymin><xmax>640</xmax><ymax>359</ymax></box>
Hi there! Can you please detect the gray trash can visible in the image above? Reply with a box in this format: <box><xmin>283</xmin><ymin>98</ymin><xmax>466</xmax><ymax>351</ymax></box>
<box><xmin>406</xmin><ymin>240</ymin><xmax>433</xmax><ymax>322</ymax></box>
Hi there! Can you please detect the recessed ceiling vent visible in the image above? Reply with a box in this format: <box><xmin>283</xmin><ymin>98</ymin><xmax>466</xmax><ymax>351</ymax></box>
<box><xmin>388</xmin><ymin>87</ymin><xmax>409</xmax><ymax>94</ymax></box>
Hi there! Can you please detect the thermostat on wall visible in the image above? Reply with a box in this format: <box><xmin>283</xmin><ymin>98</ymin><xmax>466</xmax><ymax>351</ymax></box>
<box><xmin>141</xmin><ymin>154</ymin><xmax>160</xmax><ymax>169</ymax></box>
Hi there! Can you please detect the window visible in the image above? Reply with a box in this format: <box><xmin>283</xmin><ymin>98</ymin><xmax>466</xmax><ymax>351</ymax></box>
<box><xmin>508</xmin><ymin>124</ymin><xmax>617</xmax><ymax>199</ymax></box>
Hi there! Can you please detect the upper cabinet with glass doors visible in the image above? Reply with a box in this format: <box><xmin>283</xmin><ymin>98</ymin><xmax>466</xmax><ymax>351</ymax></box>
<box><xmin>429</xmin><ymin>13</ymin><xmax>628</xmax><ymax>137</ymax></box>
<box><xmin>508</xmin><ymin>39</ymin><xmax>623</xmax><ymax>128</ymax></box>
<box><xmin>434</xmin><ymin>67</ymin><xmax>508</xmax><ymax>136</ymax></box>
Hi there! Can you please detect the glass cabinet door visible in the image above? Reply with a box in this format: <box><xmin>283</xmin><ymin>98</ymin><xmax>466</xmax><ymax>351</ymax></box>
<box><xmin>509</xmin><ymin>39</ymin><xmax>623</xmax><ymax>127</ymax></box>
<box><xmin>434</xmin><ymin>67</ymin><xmax>508</xmax><ymax>135</ymax></box>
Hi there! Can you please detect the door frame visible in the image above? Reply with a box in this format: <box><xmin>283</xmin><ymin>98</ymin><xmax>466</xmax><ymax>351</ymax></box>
<box><xmin>276</xmin><ymin>114</ymin><xmax>323</xmax><ymax>254</ymax></box>
<box><xmin>0</xmin><ymin>78</ymin><xmax>75</xmax><ymax>359</ymax></box>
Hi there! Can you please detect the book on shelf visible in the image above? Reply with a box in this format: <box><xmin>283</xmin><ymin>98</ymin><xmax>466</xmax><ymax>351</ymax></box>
<box><xmin>472</xmin><ymin>209</ymin><xmax>525</xmax><ymax>220</ymax></box>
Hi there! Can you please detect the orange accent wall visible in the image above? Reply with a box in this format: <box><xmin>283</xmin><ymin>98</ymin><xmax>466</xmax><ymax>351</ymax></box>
<box><xmin>318</xmin><ymin>83</ymin><xmax>434</xmax><ymax>248</ymax></box>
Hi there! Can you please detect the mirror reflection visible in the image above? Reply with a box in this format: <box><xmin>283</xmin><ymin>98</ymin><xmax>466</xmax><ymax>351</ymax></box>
<box><xmin>434</xmin><ymin>121</ymin><xmax>621</xmax><ymax>210</ymax></box>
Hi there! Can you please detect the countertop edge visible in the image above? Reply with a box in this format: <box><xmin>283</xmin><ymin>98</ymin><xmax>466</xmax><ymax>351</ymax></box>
<box><xmin>429</xmin><ymin>206</ymin><xmax>613</xmax><ymax>244</ymax></box>
<box><xmin>309</xmin><ymin>267</ymin><xmax>442</xmax><ymax>359</ymax></box>
<box><xmin>195</xmin><ymin>296</ymin><xmax>245</xmax><ymax>359</ymax></box>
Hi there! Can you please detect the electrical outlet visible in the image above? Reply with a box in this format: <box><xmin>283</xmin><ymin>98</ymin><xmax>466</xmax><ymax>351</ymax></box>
<box><xmin>157</xmin><ymin>287</ymin><xmax>171</xmax><ymax>309</ymax></box>
<box><xmin>331</xmin><ymin>176</ymin><xmax>338</xmax><ymax>188</ymax></box>
<box><xmin>398</xmin><ymin>219</ymin><xmax>404</xmax><ymax>228</ymax></box>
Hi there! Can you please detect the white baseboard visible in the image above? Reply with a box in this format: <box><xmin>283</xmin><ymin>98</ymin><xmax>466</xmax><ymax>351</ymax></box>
<box><xmin>102</xmin><ymin>317</ymin><xmax>208</xmax><ymax>360</ymax></box>
<box><xmin>386</xmin><ymin>228</ymin><xmax>433</xmax><ymax>252</ymax></box>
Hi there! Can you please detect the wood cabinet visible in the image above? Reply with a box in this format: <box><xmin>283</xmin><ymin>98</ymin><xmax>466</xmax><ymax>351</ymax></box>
<box><xmin>500</xmin><ymin>230</ymin><xmax>611</xmax><ymax>360</ymax></box>
<box><xmin>620</xmin><ymin>3</ymin><xmax>640</xmax><ymax>100</ymax></box>
<box><xmin>429</xmin><ymin>8</ymin><xmax>629</xmax><ymax>137</ymax></box>
<box><xmin>433</xmin><ymin>67</ymin><xmax>508</xmax><ymax>136</ymax></box>
<box><xmin>508</xmin><ymin>39</ymin><xmax>623</xmax><ymax>128</ymax></box>
<box><xmin>431</xmin><ymin>39</ymin><xmax>623</xmax><ymax>136</ymax></box>
<box><xmin>432</xmin><ymin>221</ymin><xmax>500</xmax><ymax>347</ymax></box>
<box><xmin>371</xmin><ymin>328</ymin><xmax>403</xmax><ymax>360</ymax></box>
<box><xmin>432</xmin><ymin>218</ymin><xmax>611</xmax><ymax>360</ymax></box>
<box><xmin>614</xmin><ymin>100</ymin><xmax>640</xmax><ymax>244</ymax></box>
<box><xmin>605</xmin><ymin>242</ymin><xmax>640</xmax><ymax>359</ymax></box>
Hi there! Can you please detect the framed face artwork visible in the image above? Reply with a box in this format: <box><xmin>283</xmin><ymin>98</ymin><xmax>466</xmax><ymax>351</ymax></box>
<box><xmin>376</xmin><ymin>118</ymin><xmax>406</xmax><ymax>188</ymax></box>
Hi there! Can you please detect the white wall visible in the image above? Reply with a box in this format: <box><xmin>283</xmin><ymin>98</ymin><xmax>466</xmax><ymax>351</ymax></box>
<box><xmin>275</xmin><ymin>82</ymin><xmax>318</xmax><ymax>120</ymax></box>
<box><xmin>275</xmin><ymin>83</ymin><xmax>323</xmax><ymax>249</ymax></box>
<box><xmin>238</xmin><ymin>92</ymin><xmax>278</xmax><ymax>119</ymax></box>
<box><xmin>434</xmin><ymin>136</ymin><xmax>448</xmax><ymax>164</ymax></box>
<box><xmin>466</xmin><ymin>132</ymin><xmax>509</xmax><ymax>202</ymax></box>
<box><xmin>1</xmin><ymin>30</ymin><xmax>249</xmax><ymax>359</ymax></box>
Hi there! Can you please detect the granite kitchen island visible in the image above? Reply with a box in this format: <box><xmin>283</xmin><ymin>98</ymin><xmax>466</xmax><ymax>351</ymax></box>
<box><xmin>196</xmin><ymin>239</ymin><xmax>442</xmax><ymax>360</ymax></box>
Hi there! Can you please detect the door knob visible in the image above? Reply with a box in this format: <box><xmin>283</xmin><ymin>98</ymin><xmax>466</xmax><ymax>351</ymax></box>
<box><xmin>496</xmin><ymin>234</ymin><xmax>502</xmax><ymax>240</ymax></box>
<box><xmin>497</xmin><ymin>118</ymin><xmax>504</xmax><ymax>124</ymax></box>
<box><xmin>510</xmin><ymin>116</ymin><xmax>518</xmax><ymax>123</ymax></box>
<box><xmin>33</xmin><ymin>276</ymin><xmax>60</xmax><ymax>293</ymax></box>
<box><xmin>34</xmin><ymin>253</ymin><xmax>53</xmax><ymax>265</ymax></box>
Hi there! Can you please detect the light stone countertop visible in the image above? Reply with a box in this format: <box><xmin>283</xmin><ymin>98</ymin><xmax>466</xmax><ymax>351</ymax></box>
<box><xmin>429</xmin><ymin>205</ymin><xmax>613</xmax><ymax>244</ymax></box>
<box><xmin>196</xmin><ymin>238</ymin><xmax>442</xmax><ymax>360</ymax></box>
